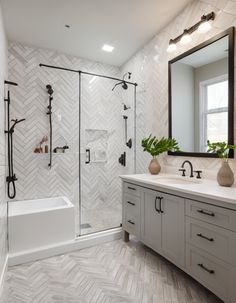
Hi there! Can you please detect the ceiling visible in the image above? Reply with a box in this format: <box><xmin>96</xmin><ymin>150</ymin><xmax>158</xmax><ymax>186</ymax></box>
<box><xmin>1</xmin><ymin>0</ymin><xmax>192</xmax><ymax>66</ymax></box>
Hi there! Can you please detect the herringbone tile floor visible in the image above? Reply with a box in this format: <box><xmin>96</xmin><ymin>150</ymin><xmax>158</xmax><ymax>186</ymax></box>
<box><xmin>2</xmin><ymin>239</ymin><xmax>222</xmax><ymax>303</ymax></box>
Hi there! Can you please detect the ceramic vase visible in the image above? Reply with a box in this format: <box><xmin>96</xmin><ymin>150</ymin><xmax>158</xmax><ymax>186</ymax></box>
<box><xmin>148</xmin><ymin>157</ymin><xmax>161</xmax><ymax>175</ymax></box>
<box><xmin>217</xmin><ymin>160</ymin><xmax>234</xmax><ymax>187</ymax></box>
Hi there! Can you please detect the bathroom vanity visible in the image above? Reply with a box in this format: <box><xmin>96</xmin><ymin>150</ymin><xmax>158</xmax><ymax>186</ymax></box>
<box><xmin>121</xmin><ymin>174</ymin><xmax>236</xmax><ymax>303</ymax></box>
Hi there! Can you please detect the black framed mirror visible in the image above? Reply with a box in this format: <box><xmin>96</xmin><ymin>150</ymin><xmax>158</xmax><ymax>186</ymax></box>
<box><xmin>168</xmin><ymin>27</ymin><xmax>234</xmax><ymax>158</ymax></box>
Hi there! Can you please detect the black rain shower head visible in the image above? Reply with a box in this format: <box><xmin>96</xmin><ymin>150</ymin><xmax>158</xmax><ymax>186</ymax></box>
<box><xmin>122</xmin><ymin>82</ymin><xmax>128</xmax><ymax>90</ymax></box>
<box><xmin>112</xmin><ymin>81</ymin><xmax>128</xmax><ymax>91</ymax></box>
<box><xmin>46</xmin><ymin>84</ymin><xmax>54</xmax><ymax>96</ymax></box>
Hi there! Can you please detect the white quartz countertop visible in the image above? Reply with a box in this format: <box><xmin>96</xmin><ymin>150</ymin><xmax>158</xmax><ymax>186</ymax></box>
<box><xmin>120</xmin><ymin>173</ymin><xmax>236</xmax><ymax>207</ymax></box>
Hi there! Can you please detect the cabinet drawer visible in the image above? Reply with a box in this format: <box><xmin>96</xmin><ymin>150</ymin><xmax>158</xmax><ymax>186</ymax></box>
<box><xmin>186</xmin><ymin>199</ymin><xmax>236</xmax><ymax>231</ymax></box>
<box><xmin>186</xmin><ymin>217</ymin><xmax>236</xmax><ymax>265</ymax></box>
<box><xmin>123</xmin><ymin>210</ymin><xmax>140</xmax><ymax>237</ymax></box>
<box><xmin>123</xmin><ymin>182</ymin><xmax>141</xmax><ymax>197</ymax></box>
<box><xmin>123</xmin><ymin>194</ymin><xmax>140</xmax><ymax>218</ymax></box>
<box><xmin>186</xmin><ymin>244</ymin><xmax>230</xmax><ymax>302</ymax></box>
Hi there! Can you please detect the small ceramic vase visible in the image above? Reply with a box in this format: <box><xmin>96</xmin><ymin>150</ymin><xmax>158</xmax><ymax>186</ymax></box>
<box><xmin>217</xmin><ymin>160</ymin><xmax>234</xmax><ymax>187</ymax></box>
<box><xmin>148</xmin><ymin>157</ymin><xmax>161</xmax><ymax>175</ymax></box>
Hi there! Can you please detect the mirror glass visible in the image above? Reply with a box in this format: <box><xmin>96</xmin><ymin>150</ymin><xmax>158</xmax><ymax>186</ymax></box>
<box><xmin>169</xmin><ymin>30</ymin><xmax>234</xmax><ymax>157</ymax></box>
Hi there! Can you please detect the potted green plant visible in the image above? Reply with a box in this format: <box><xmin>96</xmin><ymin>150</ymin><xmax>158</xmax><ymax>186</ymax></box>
<box><xmin>207</xmin><ymin>140</ymin><xmax>236</xmax><ymax>187</ymax></box>
<box><xmin>141</xmin><ymin>135</ymin><xmax>180</xmax><ymax>174</ymax></box>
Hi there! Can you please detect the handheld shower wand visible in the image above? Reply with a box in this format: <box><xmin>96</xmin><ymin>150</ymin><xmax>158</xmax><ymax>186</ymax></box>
<box><xmin>46</xmin><ymin>84</ymin><xmax>54</xmax><ymax>168</ymax></box>
<box><xmin>4</xmin><ymin>81</ymin><xmax>26</xmax><ymax>199</ymax></box>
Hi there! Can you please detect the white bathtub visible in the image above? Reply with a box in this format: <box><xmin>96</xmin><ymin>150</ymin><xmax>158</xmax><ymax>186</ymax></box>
<box><xmin>8</xmin><ymin>196</ymin><xmax>75</xmax><ymax>255</ymax></box>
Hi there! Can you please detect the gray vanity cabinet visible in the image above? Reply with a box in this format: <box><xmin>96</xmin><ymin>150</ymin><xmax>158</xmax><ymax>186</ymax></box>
<box><xmin>141</xmin><ymin>188</ymin><xmax>185</xmax><ymax>267</ymax></box>
<box><xmin>123</xmin><ymin>184</ymin><xmax>185</xmax><ymax>268</ymax></box>
<box><xmin>161</xmin><ymin>192</ymin><xmax>185</xmax><ymax>267</ymax></box>
<box><xmin>122</xmin><ymin>179</ymin><xmax>236</xmax><ymax>303</ymax></box>
<box><xmin>141</xmin><ymin>189</ymin><xmax>162</xmax><ymax>253</ymax></box>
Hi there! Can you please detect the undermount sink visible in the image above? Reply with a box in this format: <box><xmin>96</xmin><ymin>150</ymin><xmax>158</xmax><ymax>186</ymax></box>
<box><xmin>148</xmin><ymin>174</ymin><xmax>201</xmax><ymax>185</ymax></box>
<box><xmin>156</xmin><ymin>177</ymin><xmax>201</xmax><ymax>184</ymax></box>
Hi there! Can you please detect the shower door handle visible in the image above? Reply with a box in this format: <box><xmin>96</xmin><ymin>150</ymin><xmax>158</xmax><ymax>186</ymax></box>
<box><xmin>85</xmin><ymin>149</ymin><xmax>90</xmax><ymax>164</ymax></box>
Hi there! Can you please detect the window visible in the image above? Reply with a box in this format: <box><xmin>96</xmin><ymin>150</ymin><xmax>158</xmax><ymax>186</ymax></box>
<box><xmin>200</xmin><ymin>76</ymin><xmax>228</xmax><ymax>152</ymax></box>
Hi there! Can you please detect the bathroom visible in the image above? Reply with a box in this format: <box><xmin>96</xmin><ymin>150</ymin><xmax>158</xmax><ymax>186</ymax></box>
<box><xmin>0</xmin><ymin>0</ymin><xmax>236</xmax><ymax>302</ymax></box>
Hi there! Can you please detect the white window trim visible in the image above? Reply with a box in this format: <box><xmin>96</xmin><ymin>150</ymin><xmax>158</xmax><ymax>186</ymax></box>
<box><xmin>199</xmin><ymin>74</ymin><xmax>228</xmax><ymax>152</ymax></box>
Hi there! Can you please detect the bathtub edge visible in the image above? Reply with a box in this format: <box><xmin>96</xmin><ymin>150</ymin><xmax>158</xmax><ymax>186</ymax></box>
<box><xmin>8</xmin><ymin>228</ymin><xmax>122</xmax><ymax>266</ymax></box>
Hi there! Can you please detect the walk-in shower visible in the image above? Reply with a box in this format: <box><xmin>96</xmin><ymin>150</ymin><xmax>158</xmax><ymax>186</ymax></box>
<box><xmin>9</xmin><ymin>62</ymin><xmax>137</xmax><ymax>238</ymax></box>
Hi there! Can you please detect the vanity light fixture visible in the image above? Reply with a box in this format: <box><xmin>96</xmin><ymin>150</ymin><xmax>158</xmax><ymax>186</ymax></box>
<box><xmin>197</xmin><ymin>15</ymin><xmax>213</xmax><ymax>34</ymax></box>
<box><xmin>179</xmin><ymin>30</ymin><xmax>192</xmax><ymax>45</ymax></box>
<box><xmin>166</xmin><ymin>11</ymin><xmax>215</xmax><ymax>53</ymax></box>
<box><xmin>102</xmin><ymin>44</ymin><xmax>114</xmax><ymax>52</ymax></box>
<box><xmin>167</xmin><ymin>40</ymin><xmax>177</xmax><ymax>53</ymax></box>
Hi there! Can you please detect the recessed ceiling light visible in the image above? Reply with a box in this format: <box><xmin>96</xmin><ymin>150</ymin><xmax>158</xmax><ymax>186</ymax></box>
<box><xmin>102</xmin><ymin>44</ymin><xmax>114</xmax><ymax>52</ymax></box>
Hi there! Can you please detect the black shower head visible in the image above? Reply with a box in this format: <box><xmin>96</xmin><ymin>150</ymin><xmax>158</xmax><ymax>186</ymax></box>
<box><xmin>122</xmin><ymin>81</ymin><xmax>128</xmax><ymax>90</ymax></box>
<box><xmin>112</xmin><ymin>81</ymin><xmax>128</xmax><ymax>91</ymax></box>
<box><xmin>46</xmin><ymin>84</ymin><xmax>54</xmax><ymax>96</ymax></box>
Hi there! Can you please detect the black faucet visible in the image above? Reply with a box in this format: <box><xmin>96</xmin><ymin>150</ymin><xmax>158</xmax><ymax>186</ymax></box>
<box><xmin>180</xmin><ymin>160</ymin><xmax>194</xmax><ymax>178</ymax></box>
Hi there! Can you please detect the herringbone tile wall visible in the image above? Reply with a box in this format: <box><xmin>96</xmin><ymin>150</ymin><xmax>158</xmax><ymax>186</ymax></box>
<box><xmin>0</xmin><ymin>3</ymin><xmax>8</xmax><ymax>292</ymax></box>
<box><xmin>122</xmin><ymin>0</ymin><xmax>236</xmax><ymax>176</ymax></box>
<box><xmin>8</xmin><ymin>42</ymin><xmax>135</xmax><ymax>233</ymax></box>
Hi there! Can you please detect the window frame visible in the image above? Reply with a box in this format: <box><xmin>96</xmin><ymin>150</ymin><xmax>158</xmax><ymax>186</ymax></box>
<box><xmin>199</xmin><ymin>74</ymin><xmax>228</xmax><ymax>152</ymax></box>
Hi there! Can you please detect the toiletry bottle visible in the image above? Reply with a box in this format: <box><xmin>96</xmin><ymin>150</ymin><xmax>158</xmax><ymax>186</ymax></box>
<box><xmin>45</xmin><ymin>144</ymin><xmax>48</xmax><ymax>153</ymax></box>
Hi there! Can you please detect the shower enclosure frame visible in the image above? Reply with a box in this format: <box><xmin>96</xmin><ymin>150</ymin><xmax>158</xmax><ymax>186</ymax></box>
<box><xmin>39</xmin><ymin>63</ymin><xmax>138</xmax><ymax>237</ymax></box>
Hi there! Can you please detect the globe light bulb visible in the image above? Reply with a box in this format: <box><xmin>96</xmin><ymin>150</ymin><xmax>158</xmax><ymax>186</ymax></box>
<box><xmin>197</xmin><ymin>20</ymin><xmax>212</xmax><ymax>34</ymax></box>
<box><xmin>180</xmin><ymin>32</ymin><xmax>192</xmax><ymax>45</ymax></box>
<box><xmin>167</xmin><ymin>41</ymin><xmax>177</xmax><ymax>53</ymax></box>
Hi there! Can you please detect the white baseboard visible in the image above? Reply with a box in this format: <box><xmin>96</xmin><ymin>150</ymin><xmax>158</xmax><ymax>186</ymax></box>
<box><xmin>0</xmin><ymin>255</ymin><xmax>8</xmax><ymax>300</ymax></box>
<box><xmin>9</xmin><ymin>228</ymin><xmax>122</xmax><ymax>266</ymax></box>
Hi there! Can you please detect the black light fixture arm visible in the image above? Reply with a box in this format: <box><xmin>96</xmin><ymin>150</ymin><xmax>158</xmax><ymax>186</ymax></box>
<box><xmin>168</xmin><ymin>12</ymin><xmax>215</xmax><ymax>45</ymax></box>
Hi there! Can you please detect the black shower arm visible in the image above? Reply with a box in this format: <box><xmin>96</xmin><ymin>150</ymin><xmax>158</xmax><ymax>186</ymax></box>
<box><xmin>9</xmin><ymin>119</ymin><xmax>26</xmax><ymax>133</ymax></box>
<box><xmin>112</xmin><ymin>81</ymin><xmax>123</xmax><ymax>91</ymax></box>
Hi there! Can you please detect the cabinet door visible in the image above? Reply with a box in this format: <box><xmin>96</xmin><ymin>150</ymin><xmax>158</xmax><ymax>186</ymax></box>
<box><xmin>161</xmin><ymin>193</ymin><xmax>185</xmax><ymax>267</ymax></box>
<box><xmin>141</xmin><ymin>189</ymin><xmax>162</xmax><ymax>253</ymax></box>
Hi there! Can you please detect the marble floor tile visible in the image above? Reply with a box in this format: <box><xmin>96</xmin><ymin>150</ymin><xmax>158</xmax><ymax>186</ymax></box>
<box><xmin>2</xmin><ymin>239</ymin><xmax>223</xmax><ymax>303</ymax></box>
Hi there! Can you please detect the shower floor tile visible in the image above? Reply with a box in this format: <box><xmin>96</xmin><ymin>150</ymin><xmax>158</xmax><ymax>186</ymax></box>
<box><xmin>3</xmin><ymin>239</ymin><xmax>222</xmax><ymax>303</ymax></box>
<box><xmin>77</xmin><ymin>204</ymin><xmax>122</xmax><ymax>235</ymax></box>
<box><xmin>80</xmin><ymin>223</ymin><xmax>92</xmax><ymax>229</ymax></box>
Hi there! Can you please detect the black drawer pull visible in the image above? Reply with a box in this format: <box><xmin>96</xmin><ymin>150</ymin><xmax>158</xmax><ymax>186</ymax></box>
<box><xmin>127</xmin><ymin>186</ymin><xmax>136</xmax><ymax>191</ymax></box>
<box><xmin>127</xmin><ymin>220</ymin><xmax>135</xmax><ymax>225</ymax></box>
<box><xmin>127</xmin><ymin>201</ymin><xmax>135</xmax><ymax>206</ymax></box>
<box><xmin>197</xmin><ymin>233</ymin><xmax>214</xmax><ymax>242</ymax></box>
<box><xmin>197</xmin><ymin>209</ymin><xmax>215</xmax><ymax>217</ymax></box>
<box><xmin>155</xmin><ymin>196</ymin><xmax>160</xmax><ymax>213</ymax></box>
<box><xmin>198</xmin><ymin>263</ymin><xmax>215</xmax><ymax>274</ymax></box>
<box><xmin>158</xmin><ymin>196</ymin><xmax>164</xmax><ymax>213</ymax></box>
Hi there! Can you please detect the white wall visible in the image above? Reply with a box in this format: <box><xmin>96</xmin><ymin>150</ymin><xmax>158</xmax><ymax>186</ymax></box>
<box><xmin>0</xmin><ymin>1</ymin><xmax>8</xmax><ymax>296</ymax></box>
<box><xmin>171</xmin><ymin>62</ymin><xmax>195</xmax><ymax>151</ymax></box>
<box><xmin>121</xmin><ymin>0</ymin><xmax>236</xmax><ymax>176</ymax></box>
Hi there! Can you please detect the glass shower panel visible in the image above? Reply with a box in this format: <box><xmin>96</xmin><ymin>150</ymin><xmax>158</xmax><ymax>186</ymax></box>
<box><xmin>80</xmin><ymin>74</ymin><xmax>135</xmax><ymax>235</ymax></box>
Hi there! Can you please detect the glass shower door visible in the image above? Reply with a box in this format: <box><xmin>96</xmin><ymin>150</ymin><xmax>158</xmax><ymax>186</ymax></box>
<box><xmin>79</xmin><ymin>73</ymin><xmax>135</xmax><ymax>235</ymax></box>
